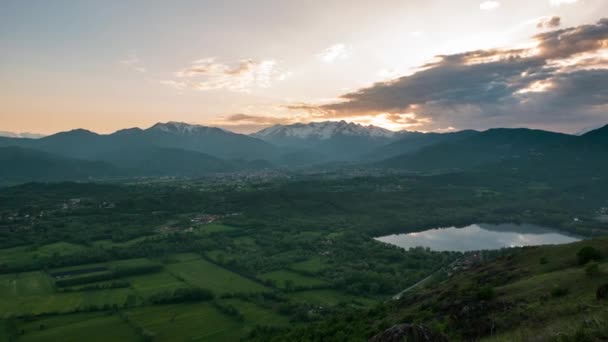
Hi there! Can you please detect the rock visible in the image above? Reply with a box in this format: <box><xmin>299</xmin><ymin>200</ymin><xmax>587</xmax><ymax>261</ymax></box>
<box><xmin>597</xmin><ymin>283</ymin><xmax>608</xmax><ymax>300</ymax></box>
<box><xmin>369</xmin><ymin>323</ymin><xmax>448</xmax><ymax>342</ymax></box>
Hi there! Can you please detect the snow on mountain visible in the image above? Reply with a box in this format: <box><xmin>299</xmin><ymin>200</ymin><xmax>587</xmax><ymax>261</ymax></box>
<box><xmin>253</xmin><ymin>121</ymin><xmax>396</xmax><ymax>140</ymax></box>
<box><xmin>0</xmin><ymin>131</ymin><xmax>46</xmax><ymax>139</ymax></box>
<box><xmin>148</xmin><ymin>122</ymin><xmax>230</xmax><ymax>135</ymax></box>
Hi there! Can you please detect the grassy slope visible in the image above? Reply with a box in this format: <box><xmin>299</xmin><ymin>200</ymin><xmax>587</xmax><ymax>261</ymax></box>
<box><xmin>393</xmin><ymin>237</ymin><xmax>608</xmax><ymax>341</ymax></box>
<box><xmin>258</xmin><ymin>238</ymin><xmax>608</xmax><ymax>341</ymax></box>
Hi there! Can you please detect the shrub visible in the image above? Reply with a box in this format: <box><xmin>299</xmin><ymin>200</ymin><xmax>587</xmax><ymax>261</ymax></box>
<box><xmin>585</xmin><ymin>262</ymin><xmax>600</xmax><ymax>277</ymax></box>
<box><xmin>539</xmin><ymin>257</ymin><xmax>549</xmax><ymax>265</ymax></box>
<box><xmin>551</xmin><ymin>286</ymin><xmax>570</xmax><ymax>298</ymax></box>
<box><xmin>476</xmin><ymin>286</ymin><xmax>496</xmax><ymax>301</ymax></box>
<box><xmin>577</xmin><ymin>246</ymin><xmax>602</xmax><ymax>265</ymax></box>
<box><xmin>597</xmin><ymin>284</ymin><xmax>608</xmax><ymax>300</ymax></box>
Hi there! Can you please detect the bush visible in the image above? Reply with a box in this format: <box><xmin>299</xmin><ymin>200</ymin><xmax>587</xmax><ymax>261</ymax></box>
<box><xmin>149</xmin><ymin>287</ymin><xmax>214</xmax><ymax>304</ymax></box>
<box><xmin>597</xmin><ymin>284</ymin><xmax>608</xmax><ymax>300</ymax></box>
<box><xmin>551</xmin><ymin>286</ymin><xmax>570</xmax><ymax>298</ymax></box>
<box><xmin>577</xmin><ymin>246</ymin><xmax>602</xmax><ymax>265</ymax></box>
<box><xmin>585</xmin><ymin>262</ymin><xmax>600</xmax><ymax>277</ymax></box>
<box><xmin>539</xmin><ymin>257</ymin><xmax>549</xmax><ymax>265</ymax></box>
<box><xmin>476</xmin><ymin>286</ymin><xmax>496</xmax><ymax>301</ymax></box>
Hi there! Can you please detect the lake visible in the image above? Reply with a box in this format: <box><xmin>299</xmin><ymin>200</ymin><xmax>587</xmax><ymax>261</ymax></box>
<box><xmin>375</xmin><ymin>223</ymin><xmax>582</xmax><ymax>252</ymax></box>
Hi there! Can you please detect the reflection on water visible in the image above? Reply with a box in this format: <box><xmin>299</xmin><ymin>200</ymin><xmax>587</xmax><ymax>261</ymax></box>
<box><xmin>375</xmin><ymin>223</ymin><xmax>581</xmax><ymax>252</ymax></box>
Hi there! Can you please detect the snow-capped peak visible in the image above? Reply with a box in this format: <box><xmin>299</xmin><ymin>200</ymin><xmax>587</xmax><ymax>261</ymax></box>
<box><xmin>253</xmin><ymin>120</ymin><xmax>395</xmax><ymax>140</ymax></box>
<box><xmin>149</xmin><ymin>122</ymin><xmax>228</xmax><ymax>135</ymax></box>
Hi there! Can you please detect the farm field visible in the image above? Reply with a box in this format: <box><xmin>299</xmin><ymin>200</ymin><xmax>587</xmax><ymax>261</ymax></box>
<box><xmin>289</xmin><ymin>256</ymin><xmax>328</xmax><ymax>274</ymax></box>
<box><xmin>166</xmin><ymin>258</ymin><xmax>268</xmax><ymax>294</ymax></box>
<box><xmin>126</xmin><ymin>303</ymin><xmax>241</xmax><ymax>341</ymax></box>
<box><xmin>14</xmin><ymin>312</ymin><xmax>140</xmax><ymax>342</ymax></box>
<box><xmin>288</xmin><ymin>289</ymin><xmax>377</xmax><ymax>307</ymax></box>
<box><xmin>259</xmin><ymin>270</ymin><xmax>328</xmax><ymax>289</ymax></box>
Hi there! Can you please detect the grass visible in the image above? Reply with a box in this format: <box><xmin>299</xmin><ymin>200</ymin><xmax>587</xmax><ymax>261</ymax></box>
<box><xmin>224</xmin><ymin>299</ymin><xmax>290</xmax><ymax>327</ymax></box>
<box><xmin>259</xmin><ymin>270</ymin><xmax>328</xmax><ymax>289</ymax></box>
<box><xmin>15</xmin><ymin>312</ymin><xmax>139</xmax><ymax>342</ymax></box>
<box><xmin>0</xmin><ymin>242</ymin><xmax>87</xmax><ymax>269</ymax></box>
<box><xmin>481</xmin><ymin>309</ymin><xmax>608</xmax><ymax>342</ymax></box>
<box><xmin>289</xmin><ymin>289</ymin><xmax>377</xmax><ymax>307</ymax></box>
<box><xmin>91</xmin><ymin>235</ymin><xmax>154</xmax><ymax>249</ymax></box>
<box><xmin>128</xmin><ymin>271</ymin><xmax>186</xmax><ymax>298</ymax></box>
<box><xmin>290</xmin><ymin>256</ymin><xmax>328</xmax><ymax>274</ymax></box>
<box><xmin>205</xmin><ymin>250</ymin><xmax>236</xmax><ymax>264</ymax></box>
<box><xmin>0</xmin><ymin>283</ymin><xmax>135</xmax><ymax>318</ymax></box>
<box><xmin>0</xmin><ymin>272</ymin><xmax>54</xmax><ymax>297</ymax></box>
<box><xmin>209</xmin><ymin>299</ymin><xmax>291</xmax><ymax>340</ymax></box>
<box><xmin>126</xmin><ymin>303</ymin><xmax>241</xmax><ymax>341</ymax></box>
<box><xmin>48</xmin><ymin>257</ymin><xmax>156</xmax><ymax>275</ymax></box>
<box><xmin>168</xmin><ymin>253</ymin><xmax>201</xmax><ymax>262</ymax></box>
<box><xmin>166</xmin><ymin>258</ymin><xmax>268</xmax><ymax>294</ymax></box>
<box><xmin>195</xmin><ymin>223</ymin><xmax>237</xmax><ymax>236</ymax></box>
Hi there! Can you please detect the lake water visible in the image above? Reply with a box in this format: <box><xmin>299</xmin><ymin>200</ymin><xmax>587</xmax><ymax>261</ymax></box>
<box><xmin>375</xmin><ymin>223</ymin><xmax>581</xmax><ymax>252</ymax></box>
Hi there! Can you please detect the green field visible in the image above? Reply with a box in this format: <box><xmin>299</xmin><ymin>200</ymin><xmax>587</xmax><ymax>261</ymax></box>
<box><xmin>1</xmin><ymin>288</ymin><xmax>135</xmax><ymax>317</ymax></box>
<box><xmin>0</xmin><ymin>272</ymin><xmax>54</xmax><ymax>297</ymax></box>
<box><xmin>91</xmin><ymin>236</ymin><xmax>153</xmax><ymax>249</ymax></box>
<box><xmin>166</xmin><ymin>258</ymin><xmax>268</xmax><ymax>294</ymax></box>
<box><xmin>259</xmin><ymin>270</ymin><xmax>328</xmax><ymax>289</ymax></box>
<box><xmin>290</xmin><ymin>256</ymin><xmax>328</xmax><ymax>274</ymax></box>
<box><xmin>289</xmin><ymin>289</ymin><xmax>377</xmax><ymax>307</ymax></box>
<box><xmin>128</xmin><ymin>271</ymin><xmax>186</xmax><ymax>298</ymax></box>
<box><xmin>15</xmin><ymin>312</ymin><xmax>139</xmax><ymax>342</ymax></box>
<box><xmin>0</xmin><ymin>242</ymin><xmax>88</xmax><ymax>270</ymax></box>
<box><xmin>126</xmin><ymin>303</ymin><xmax>241</xmax><ymax>341</ymax></box>
<box><xmin>195</xmin><ymin>223</ymin><xmax>237</xmax><ymax>235</ymax></box>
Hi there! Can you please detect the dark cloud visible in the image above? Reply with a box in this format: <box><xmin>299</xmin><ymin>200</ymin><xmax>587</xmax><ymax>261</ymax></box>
<box><xmin>534</xmin><ymin>18</ymin><xmax>608</xmax><ymax>59</ymax></box>
<box><xmin>288</xmin><ymin>18</ymin><xmax>608</xmax><ymax>132</ymax></box>
<box><xmin>537</xmin><ymin>16</ymin><xmax>561</xmax><ymax>29</ymax></box>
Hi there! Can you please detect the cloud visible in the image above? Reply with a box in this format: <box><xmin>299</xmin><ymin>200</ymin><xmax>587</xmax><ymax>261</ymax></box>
<box><xmin>224</xmin><ymin>113</ymin><xmax>292</xmax><ymax>124</ymax></box>
<box><xmin>316</xmin><ymin>44</ymin><xmax>349</xmax><ymax>63</ymax></box>
<box><xmin>550</xmin><ymin>0</ymin><xmax>577</xmax><ymax>6</ymax></box>
<box><xmin>167</xmin><ymin>58</ymin><xmax>284</xmax><ymax>92</ymax></box>
<box><xmin>537</xmin><ymin>16</ymin><xmax>561</xmax><ymax>29</ymax></box>
<box><xmin>120</xmin><ymin>51</ymin><xmax>146</xmax><ymax>73</ymax></box>
<box><xmin>480</xmin><ymin>1</ymin><xmax>500</xmax><ymax>10</ymax></box>
<box><xmin>287</xmin><ymin>18</ymin><xmax>608</xmax><ymax>132</ymax></box>
<box><xmin>212</xmin><ymin>113</ymin><xmax>300</xmax><ymax>133</ymax></box>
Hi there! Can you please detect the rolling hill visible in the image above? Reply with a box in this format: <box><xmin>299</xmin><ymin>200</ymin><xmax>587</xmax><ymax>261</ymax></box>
<box><xmin>0</xmin><ymin>146</ymin><xmax>119</xmax><ymax>183</ymax></box>
<box><xmin>379</xmin><ymin>126</ymin><xmax>608</xmax><ymax>173</ymax></box>
<box><xmin>253</xmin><ymin>237</ymin><xmax>608</xmax><ymax>341</ymax></box>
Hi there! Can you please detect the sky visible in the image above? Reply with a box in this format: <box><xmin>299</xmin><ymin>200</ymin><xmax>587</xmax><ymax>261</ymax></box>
<box><xmin>0</xmin><ymin>0</ymin><xmax>607</xmax><ymax>135</ymax></box>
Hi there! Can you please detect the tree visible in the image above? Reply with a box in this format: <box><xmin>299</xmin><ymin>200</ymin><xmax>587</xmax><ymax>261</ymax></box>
<box><xmin>585</xmin><ymin>262</ymin><xmax>600</xmax><ymax>277</ymax></box>
<box><xmin>577</xmin><ymin>246</ymin><xmax>602</xmax><ymax>265</ymax></box>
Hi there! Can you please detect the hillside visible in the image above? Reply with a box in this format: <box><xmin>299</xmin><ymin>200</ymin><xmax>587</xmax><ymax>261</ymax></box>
<box><xmin>0</xmin><ymin>146</ymin><xmax>119</xmax><ymax>184</ymax></box>
<box><xmin>379</xmin><ymin>127</ymin><xmax>605</xmax><ymax>172</ymax></box>
<box><xmin>254</xmin><ymin>238</ymin><xmax>608</xmax><ymax>341</ymax></box>
<box><xmin>365</xmin><ymin>130</ymin><xmax>479</xmax><ymax>161</ymax></box>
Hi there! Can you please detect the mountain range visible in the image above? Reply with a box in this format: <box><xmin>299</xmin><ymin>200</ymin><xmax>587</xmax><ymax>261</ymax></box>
<box><xmin>0</xmin><ymin>120</ymin><xmax>607</xmax><ymax>183</ymax></box>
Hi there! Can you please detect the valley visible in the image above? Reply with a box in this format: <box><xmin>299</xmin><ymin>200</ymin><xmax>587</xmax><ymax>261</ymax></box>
<box><xmin>0</xmin><ymin>157</ymin><xmax>607</xmax><ymax>341</ymax></box>
<box><xmin>0</xmin><ymin>121</ymin><xmax>608</xmax><ymax>341</ymax></box>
